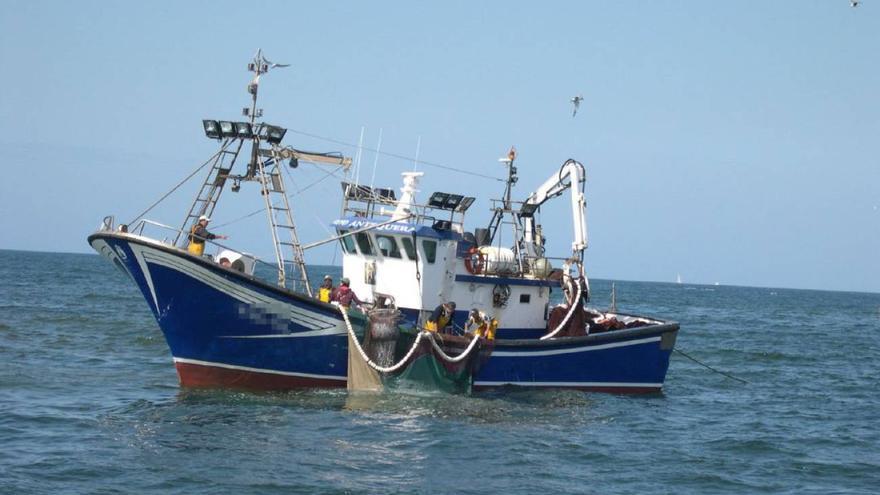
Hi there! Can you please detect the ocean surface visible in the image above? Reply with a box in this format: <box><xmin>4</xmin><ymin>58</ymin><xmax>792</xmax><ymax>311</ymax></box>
<box><xmin>1</xmin><ymin>248</ymin><xmax>878</xmax><ymax>494</ymax></box>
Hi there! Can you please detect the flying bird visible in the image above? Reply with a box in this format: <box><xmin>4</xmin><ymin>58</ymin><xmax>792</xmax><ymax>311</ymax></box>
<box><xmin>251</xmin><ymin>49</ymin><xmax>291</xmax><ymax>72</ymax></box>
<box><xmin>263</xmin><ymin>57</ymin><xmax>290</xmax><ymax>69</ymax></box>
<box><xmin>570</xmin><ymin>95</ymin><xmax>584</xmax><ymax>117</ymax></box>
<box><xmin>851</xmin><ymin>0</ymin><xmax>859</xmax><ymax>7</ymax></box>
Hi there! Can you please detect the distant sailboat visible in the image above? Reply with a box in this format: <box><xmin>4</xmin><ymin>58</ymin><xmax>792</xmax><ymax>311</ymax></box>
<box><xmin>676</xmin><ymin>274</ymin><xmax>682</xmax><ymax>284</ymax></box>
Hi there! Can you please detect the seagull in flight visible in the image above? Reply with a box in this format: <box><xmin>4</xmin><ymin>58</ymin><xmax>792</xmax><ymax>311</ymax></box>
<box><xmin>851</xmin><ymin>0</ymin><xmax>859</xmax><ymax>7</ymax></box>
<box><xmin>263</xmin><ymin>57</ymin><xmax>290</xmax><ymax>69</ymax></box>
<box><xmin>570</xmin><ymin>95</ymin><xmax>584</xmax><ymax>118</ymax></box>
<box><xmin>252</xmin><ymin>49</ymin><xmax>291</xmax><ymax>72</ymax></box>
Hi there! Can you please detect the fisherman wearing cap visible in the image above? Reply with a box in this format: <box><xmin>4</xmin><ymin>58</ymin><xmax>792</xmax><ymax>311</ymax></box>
<box><xmin>330</xmin><ymin>277</ymin><xmax>364</xmax><ymax>310</ymax></box>
<box><xmin>187</xmin><ymin>215</ymin><xmax>228</xmax><ymax>256</ymax></box>
<box><xmin>317</xmin><ymin>275</ymin><xmax>334</xmax><ymax>303</ymax></box>
<box><xmin>425</xmin><ymin>301</ymin><xmax>456</xmax><ymax>333</ymax></box>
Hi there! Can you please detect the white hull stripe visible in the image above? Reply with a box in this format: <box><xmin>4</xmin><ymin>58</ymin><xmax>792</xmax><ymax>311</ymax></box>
<box><xmin>173</xmin><ymin>357</ymin><xmax>347</xmax><ymax>381</ymax></box>
<box><xmin>130</xmin><ymin>243</ymin><xmax>340</xmax><ymax>331</ymax></box>
<box><xmin>219</xmin><ymin>331</ymin><xmax>347</xmax><ymax>339</ymax></box>
<box><xmin>490</xmin><ymin>336</ymin><xmax>661</xmax><ymax>357</ymax></box>
<box><xmin>474</xmin><ymin>380</ymin><xmax>662</xmax><ymax>388</ymax></box>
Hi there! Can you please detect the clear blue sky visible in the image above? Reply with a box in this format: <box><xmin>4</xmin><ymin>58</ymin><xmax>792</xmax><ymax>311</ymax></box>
<box><xmin>1</xmin><ymin>1</ymin><xmax>877</xmax><ymax>293</ymax></box>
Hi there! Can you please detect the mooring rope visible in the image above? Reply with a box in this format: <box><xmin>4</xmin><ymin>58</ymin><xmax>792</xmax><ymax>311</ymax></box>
<box><xmin>674</xmin><ymin>348</ymin><xmax>749</xmax><ymax>384</ymax></box>
<box><xmin>540</xmin><ymin>277</ymin><xmax>583</xmax><ymax>340</ymax></box>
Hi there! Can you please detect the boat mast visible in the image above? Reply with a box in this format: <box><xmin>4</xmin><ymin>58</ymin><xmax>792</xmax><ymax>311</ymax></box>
<box><xmin>486</xmin><ymin>147</ymin><xmax>519</xmax><ymax>246</ymax></box>
<box><xmin>245</xmin><ymin>50</ymin><xmax>314</xmax><ymax>293</ymax></box>
<box><xmin>177</xmin><ymin>51</ymin><xmax>352</xmax><ymax>293</ymax></box>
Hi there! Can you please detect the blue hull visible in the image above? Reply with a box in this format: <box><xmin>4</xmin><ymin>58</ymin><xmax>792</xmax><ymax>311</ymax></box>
<box><xmin>89</xmin><ymin>233</ymin><xmax>678</xmax><ymax>393</ymax></box>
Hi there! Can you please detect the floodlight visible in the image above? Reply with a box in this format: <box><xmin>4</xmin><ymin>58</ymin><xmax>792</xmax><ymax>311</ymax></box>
<box><xmin>203</xmin><ymin>120</ymin><xmax>221</xmax><ymax>139</ymax></box>
<box><xmin>234</xmin><ymin>122</ymin><xmax>253</xmax><ymax>139</ymax></box>
<box><xmin>519</xmin><ymin>203</ymin><xmax>539</xmax><ymax>218</ymax></box>
<box><xmin>265</xmin><ymin>125</ymin><xmax>287</xmax><ymax>144</ymax></box>
<box><xmin>444</xmin><ymin>194</ymin><xmax>464</xmax><ymax>210</ymax></box>
<box><xmin>427</xmin><ymin>192</ymin><xmax>449</xmax><ymax>209</ymax></box>
<box><xmin>456</xmin><ymin>197</ymin><xmax>476</xmax><ymax>213</ymax></box>
<box><xmin>432</xmin><ymin>220</ymin><xmax>452</xmax><ymax>231</ymax></box>
<box><xmin>427</xmin><ymin>192</ymin><xmax>468</xmax><ymax>211</ymax></box>
<box><xmin>342</xmin><ymin>182</ymin><xmax>375</xmax><ymax>201</ymax></box>
<box><xmin>376</xmin><ymin>188</ymin><xmax>396</xmax><ymax>201</ymax></box>
<box><xmin>219</xmin><ymin>121</ymin><xmax>237</xmax><ymax>138</ymax></box>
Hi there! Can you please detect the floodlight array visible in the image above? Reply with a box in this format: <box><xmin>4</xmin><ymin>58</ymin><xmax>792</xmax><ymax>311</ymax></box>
<box><xmin>202</xmin><ymin>120</ymin><xmax>286</xmax><ymax>144</ymax></box>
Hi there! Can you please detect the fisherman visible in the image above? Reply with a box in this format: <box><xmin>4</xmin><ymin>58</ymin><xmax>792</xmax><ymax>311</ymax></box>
<box><xmin>317</xmin><ymin>275</ymin><xmax>334</xmax><ymax>303</ymax></box>
<box><xmin>218</xmin><ymin>257</ymin><xmax>232</xmax><ymax>268</ymax></box>
<box><xmin>187</xmin><ymin>215</ymin><xmax>227</xmax><ymax>256</ymax></box>
<box><xmin>331</xmin><ymin>277</ymin><xmax>364</xmax><ymax>310</ymax></box>
<box><xmin>465</xmin><ymin>308</ymin><xmax>499</xmax><ymax>340</ymax></box>
<box><xmin>425</xmin><ymin>301</ymin><xmax>456</xmax><ymax>333</ymax></box>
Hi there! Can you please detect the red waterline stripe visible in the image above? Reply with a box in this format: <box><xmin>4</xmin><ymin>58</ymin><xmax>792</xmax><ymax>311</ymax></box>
<box><xmin>175</xmin><ymin>362</ymin><xmax>346</xmax><ymax>390</ymax></box>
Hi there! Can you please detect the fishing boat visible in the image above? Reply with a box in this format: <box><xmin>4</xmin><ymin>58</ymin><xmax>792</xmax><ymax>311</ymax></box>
<box><xmin>88</xmin><ymin>52</ymin><xmax>679</xmax><ymax>394</ymax></box>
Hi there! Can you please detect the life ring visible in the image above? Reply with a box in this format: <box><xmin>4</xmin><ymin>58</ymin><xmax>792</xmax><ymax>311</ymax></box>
<box><xmin>464</xmin><ymin>247</ymin><xmax>485</xmax><ymax>275</ymax></box>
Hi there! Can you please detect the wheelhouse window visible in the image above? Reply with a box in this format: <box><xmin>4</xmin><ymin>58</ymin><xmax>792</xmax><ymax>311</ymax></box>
<box><xmin>355</xmin><ymin>232</ymin><xmax>375</xmax><ymax>256</ymax></box>
<box><xmin>338</xmin><ymin>230</ymin><xmax>355</xmax><ymax>254</ymax></box>
<box><xmin>401</xmin><ymin>237</ymin><xmax>416</xmax><ymax>260</ymax></box>
<box><xmin>421</xmin><ymin>240</ymin><xmax>437</xmax><ymax>264</ymax></box>
<box><xmin>375</xmin><ymin>235</ymin><xmax>402</xmax><ymax>258</ymax></box>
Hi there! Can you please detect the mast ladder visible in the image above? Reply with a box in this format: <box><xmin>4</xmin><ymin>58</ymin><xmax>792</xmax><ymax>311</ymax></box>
<box><xmin>174</xmin><ymin>140</ymin><xmax>244</xmax><ymax>246</ymax></box>
<box><xmin>255</xmin><ymin>148</ymin><xmax>312</xmax><ymax>295</ymax></box>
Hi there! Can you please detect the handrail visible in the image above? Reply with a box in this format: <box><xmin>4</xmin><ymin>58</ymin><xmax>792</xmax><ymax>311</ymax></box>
<box><xmin>110</xmin><ymin>218</ymin><xmax>302</xmax><ymax>283</ymax></box>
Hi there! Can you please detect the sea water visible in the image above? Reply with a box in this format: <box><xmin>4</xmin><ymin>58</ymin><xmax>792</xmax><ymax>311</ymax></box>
<box><xmin>1</xmin><ymin>249</ymin><xmax>878</xmax><ymax>494</ymax></box>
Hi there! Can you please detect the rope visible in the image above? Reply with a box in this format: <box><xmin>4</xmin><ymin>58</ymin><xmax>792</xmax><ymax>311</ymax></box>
<box><xmin>674</xmin><ymin>348</ymin><xmax>750</xmax><ymax>384</ymax></box>
<box><xmin>335</xmin><ymin>302</ymin><xmax>426</xmax><ymax>374</ymax></box>
<box><xmin>128</xmin><ymin>145</ymin><xmax>230</xmax><ymax>225</ymax></box>
<box><xmin>335</xmin><ymin>303</ymin><xmax>483</xmax><ymax>372</ymax></box>
<box><xmin>426</xmin><ymin>331</ymin><xmax>482</xmax><ymax>363</ymax></box>
<box><xmin>286</xmin><ymin>128</ymin><xmax>506</xmax><ymax>182</ymax></box>
<box><xmin>539</xmin><ymin>276</ymin><xmax>583</xmax><ymax>340</ymax></box>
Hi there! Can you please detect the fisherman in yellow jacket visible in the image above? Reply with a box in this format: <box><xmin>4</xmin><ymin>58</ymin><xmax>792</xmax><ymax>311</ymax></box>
<box><xmin>425</xmin><ymin>301</ymin><xmax>456</xmax><ymax>333</ymax></box>
<box><xmin>465</xmin><ymin>308</ymin><xmax>498</xmax><ymax>340</ymax></box>
<box><xmin>187</xmin><ymin>215</ymin><xmax>227</xmax><ymax>256</ymax></box>
<box><xmin>317</xmin><ymin>275</ymin><xmax>334</xmax><ymax>303</ymax></box>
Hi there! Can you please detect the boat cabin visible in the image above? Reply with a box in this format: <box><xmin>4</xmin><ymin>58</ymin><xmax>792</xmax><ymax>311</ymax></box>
<box><xmin>333</xmin><ymin>173</ymin><xmax>556</xmax><ymax>339</ymax></box>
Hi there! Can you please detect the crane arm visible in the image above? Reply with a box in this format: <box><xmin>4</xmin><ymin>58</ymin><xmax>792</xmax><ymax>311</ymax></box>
<box><xmin>260</xmin><ymin>148</ymin><xmax>352</xmax><ymax>169</ymax></box>
<box><xmin>520</xmin><ymin>159</ymin><xmax>587</xmax><ymax>259</ymax></box>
